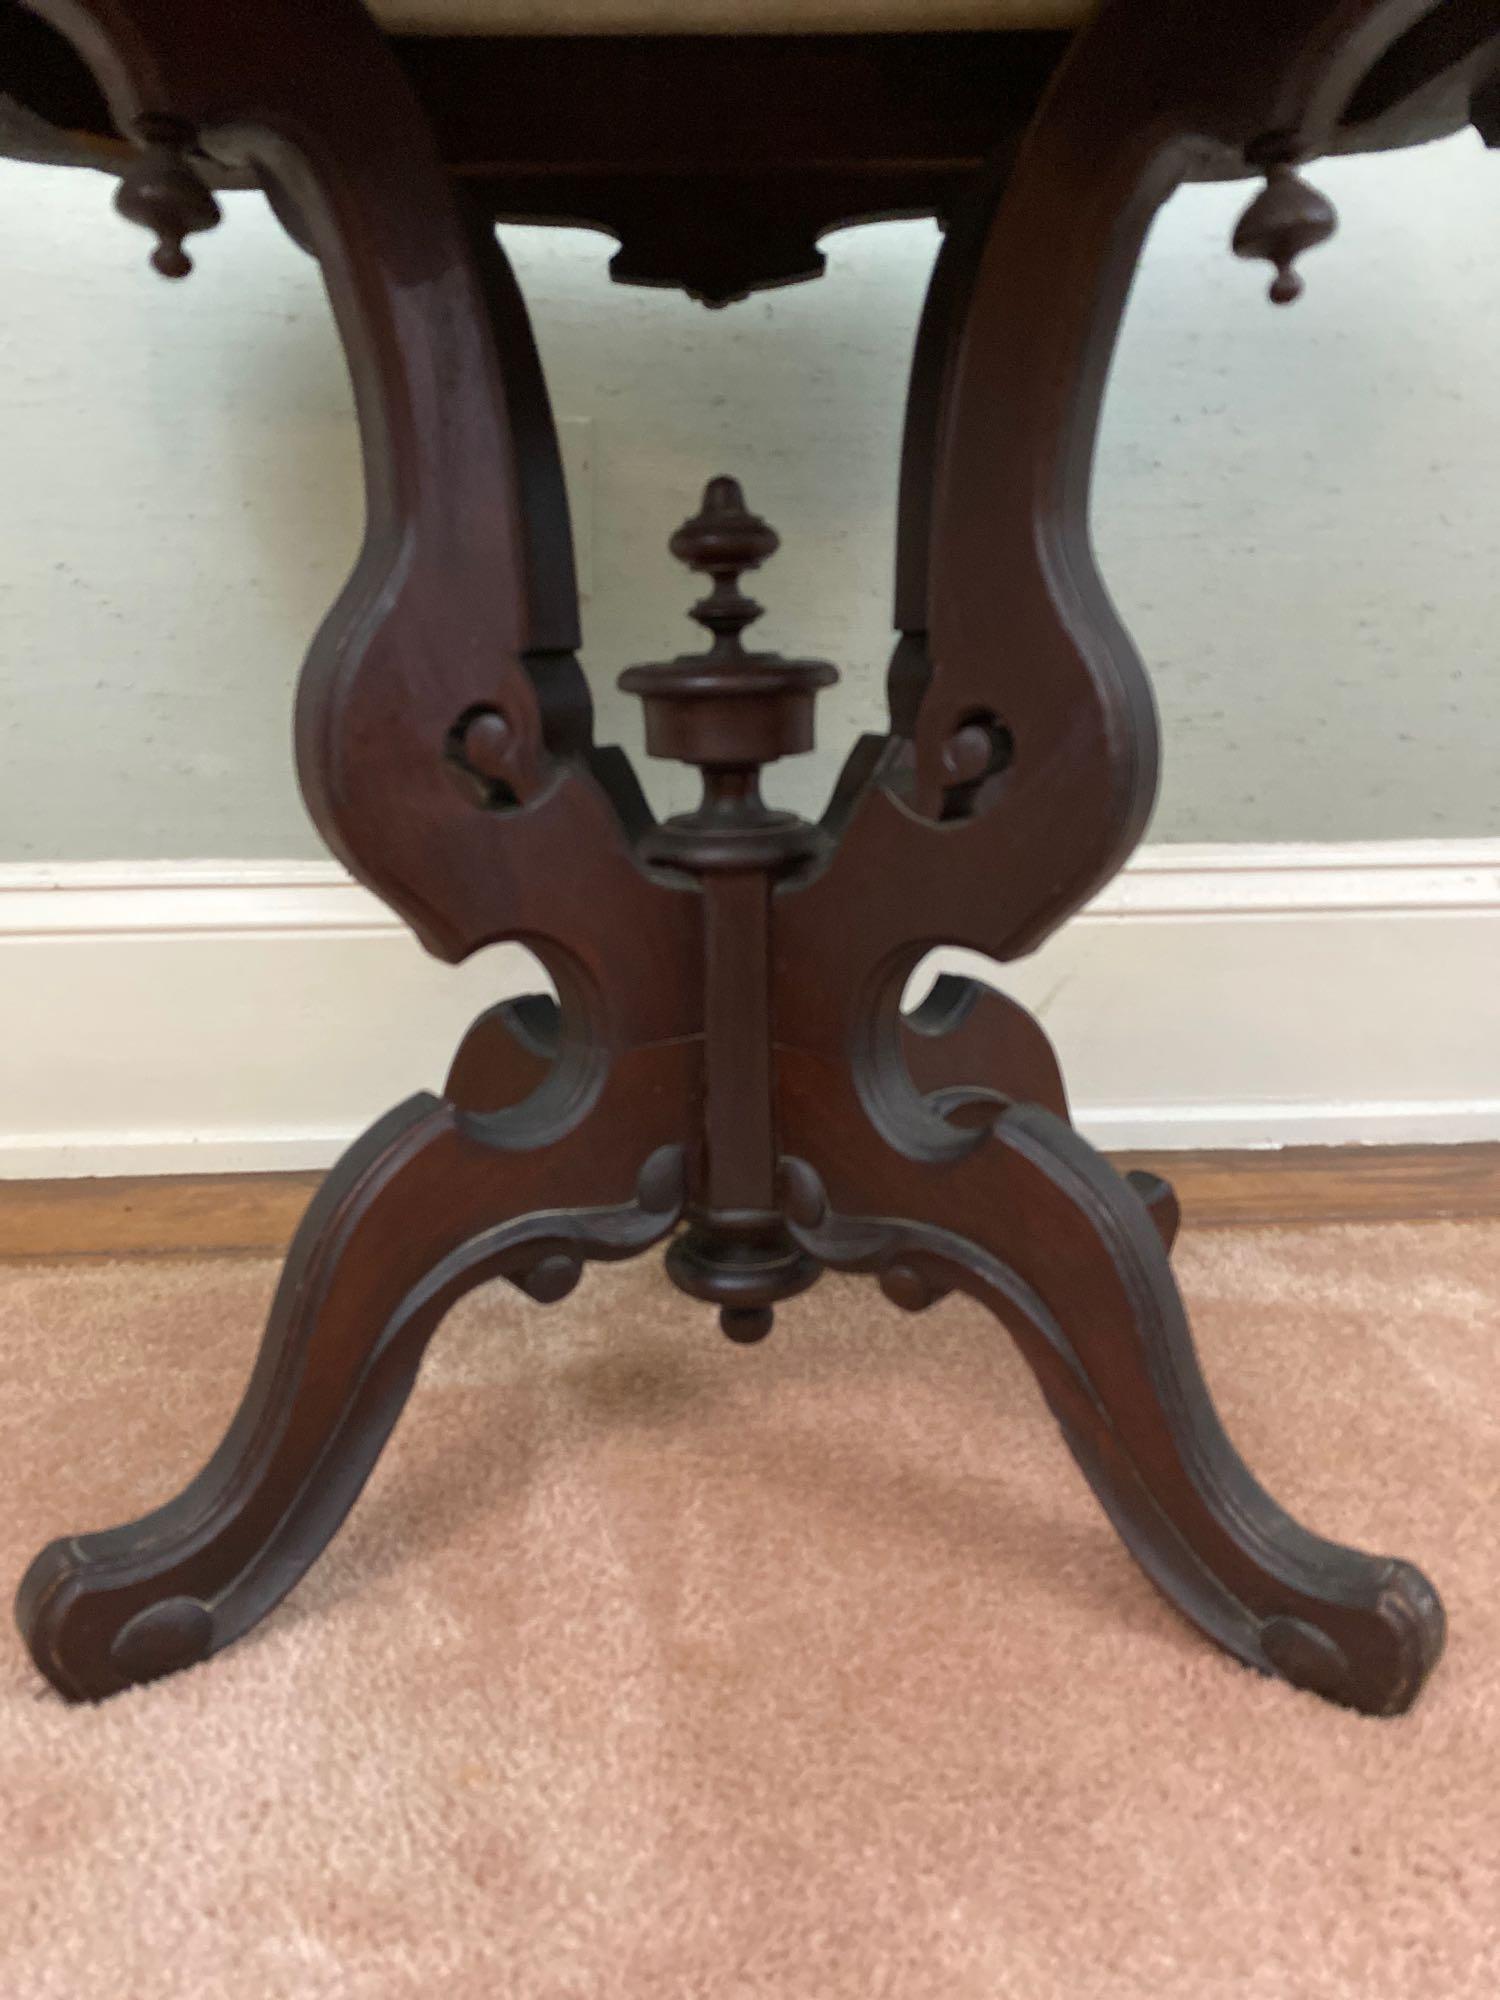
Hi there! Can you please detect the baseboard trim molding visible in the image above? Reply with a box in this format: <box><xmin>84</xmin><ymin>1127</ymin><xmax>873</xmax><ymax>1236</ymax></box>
<box><xmin>0</xmin><ymin>839</ymin><xmax>1497</xmax><ymax>1178</ymax></box>
<box><xmin>1075</xmin><ymin>1098</ymin><xmax>1500</xmax><ymax>1150</ymax></box>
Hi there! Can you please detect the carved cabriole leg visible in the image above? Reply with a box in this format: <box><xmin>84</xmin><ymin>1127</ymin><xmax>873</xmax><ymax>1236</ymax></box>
<box><xmin>779</xmin><ymin>1109</ymin><xmax>1442</xmax><ymax>1716</ymax></box>
<box><xmin>20</xmin><ymin>1099</ymin><xmax>689</xmax><ymax>1703</ymax></box>
<box><xmin>775</xmin><ymin>0</ymin><xmax>1447</xmax><ymax>1712</ymax></box>
<box><xmin>16</xmin><ymin>0</ymin><xmax>703</xmax><ymax>1699</ymax></box>
<box><xmin>24</xmin><ymin>0</ymin><xmax>686</xmax><ymax>975</ymax></box>
<box><xmin>20</xmin><ymin>922</ymin><xmax>697</xmax><ymax>1700</ymax></box>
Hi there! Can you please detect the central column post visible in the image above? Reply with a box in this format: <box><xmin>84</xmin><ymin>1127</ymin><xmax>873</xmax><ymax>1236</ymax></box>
<box><xmin>620</xmin><ymin>478</ymin><xmax>837</xmax><ymax>1341</ymax></box>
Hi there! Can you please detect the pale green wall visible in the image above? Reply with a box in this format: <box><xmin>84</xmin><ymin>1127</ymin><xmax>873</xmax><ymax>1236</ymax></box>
<box><xmin>1</xmin><ymin>129</ymin><xmax>1496</xmax><ymax>860</ymax></box>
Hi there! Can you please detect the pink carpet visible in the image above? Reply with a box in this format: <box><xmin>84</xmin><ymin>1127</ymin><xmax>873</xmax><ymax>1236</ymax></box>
<box><xmin>2</xmin><ymin>1220</ymin><xmax>1497</xmax><ymax>1998</ymax></box>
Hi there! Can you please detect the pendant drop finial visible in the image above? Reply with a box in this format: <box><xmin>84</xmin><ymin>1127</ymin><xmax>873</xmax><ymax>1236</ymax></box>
<box><xmin>1232</xmin><ymin>161</ymin><xmax>1337</xmax><ymax>306</ymax></box>
<box><xmin>115</xmin><ymin>122</ymin><xmax>222</xmax><ymax>280</ymax></box>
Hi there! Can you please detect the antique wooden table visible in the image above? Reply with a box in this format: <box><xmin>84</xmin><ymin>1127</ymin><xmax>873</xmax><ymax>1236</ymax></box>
<box><xmin>5</xmin><ymin>0</ymin><xmax>1494</xmax><ymax>1711</ymax></box>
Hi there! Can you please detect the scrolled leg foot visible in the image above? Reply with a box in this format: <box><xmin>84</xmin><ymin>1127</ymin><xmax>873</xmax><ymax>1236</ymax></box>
<box><xmin>785</xmin><ymin>1109</ymin><xmax>1444</xmax><ymax>1716</ymax></box>
<box><xmin>17</xmin><ymin>1099</ymin><xmax>685</xmax><ymax>1702</ymax></box>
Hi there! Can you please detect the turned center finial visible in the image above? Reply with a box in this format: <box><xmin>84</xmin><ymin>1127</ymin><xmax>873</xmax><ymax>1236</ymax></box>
<box><xmin>617</xmin><ymin>473</ymin><xmax>836</xmax><ymax>822</ymax></box>
<box><xmin>669</xmin><ymin>477</ymin><xmax>780</xmax><ymax>654</ymax></box>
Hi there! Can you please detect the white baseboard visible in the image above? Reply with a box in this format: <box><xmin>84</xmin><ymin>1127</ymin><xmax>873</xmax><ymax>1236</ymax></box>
<box><xmin>0</xmin><ymin>840</ymin><xmax>1496</xmax><ymax>1178</ymax></box>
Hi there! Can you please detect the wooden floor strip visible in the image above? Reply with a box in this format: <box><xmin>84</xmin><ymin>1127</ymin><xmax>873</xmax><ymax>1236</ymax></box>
<box><xmin>1</xmin><ymin>1144</ymin><xmax>1497</xmax><ymax>1260</ymax></box>
<box><xmin>0</xmin><ymin>1171</ymin><xmax>322</xmax><ymax>1261</ymax></box>
<box><xmin>1114</xmin><ymin>1143</ymin><xmax>1500</xmax><ymax>1228</ymax></box>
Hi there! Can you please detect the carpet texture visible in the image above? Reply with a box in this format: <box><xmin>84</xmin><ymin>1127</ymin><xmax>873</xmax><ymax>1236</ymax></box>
<box><xmin>1</xmin><ymin>1221</ymin><xmax>1496</xmax><ymax>1999</ymax></box>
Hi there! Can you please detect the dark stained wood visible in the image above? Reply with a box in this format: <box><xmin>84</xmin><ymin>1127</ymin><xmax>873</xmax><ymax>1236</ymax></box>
<box><xmin>780</xmin><ymin>1115</ymin><xmax>1444</xmax><ymax>1718</ymax></box>
<box><xmin>19</xmin><ymin>1099</ymin><xmax>689</xmax><ymax>1701</ymax></box>
<box><xmin>444</xmin><ymin>992</ymin><xmax>563</xmax><ymax>1112</ymax></box>
<box><xmin>10</xmin><ymin>0</ymin><xmax>1486</xmax><ymax>1711</ymax></box>
<box><xmin>622</xmin><ymin>481</ymin><xmax>829</xmax><ymax>1335</ymax></box>
<box><xmin>900</xmin><ymin>973</ymin><xmax>1069</xmax><ymax>1126</ymax></box>
<box><xmin>888</xmin><ymin>156</ymin><xmax>1015</xmax><ymax>734</ymax></box>
<box><xmin>1126</xmin><ymin>1168</ymin><xmax>1183</xmax><ymax>1251</ymax></box>
<box><xmin>0</xmin><ymin>14</ymin><xmax>1485</xmax><ymax>301</ymax></box>
<box><xmin>1474</xmin><ymin>47</ymin><xmax>1500</xmax><ymax>137</ymax></box>
<box><xmin>112</xmin><ymin>119</ymin><xmax>219</xmax><ymax>275</ymax></box>
<box><xmin>1348</xmin><ymin>0</ymin><xmax>1500</xmax><ymax>121</ymax></box>
<box><xmin>769</xmin><ymin>0</ymin><xmax>1462</xmax><ymax>1717</ymax></box>
<box><xmin>12</xmin><ymin>0</ymin><xmax>706</xmax><ymax>1703</ymax></box>
<box><xmin>1</xmin><ymin>18</ymin><xmax>1068</xmax><ymax>304</ymax></box>
<box><xmin>1231</xmin><ymin>161</ymin><xmax>1340</xmax><ymax>304</ymax></box>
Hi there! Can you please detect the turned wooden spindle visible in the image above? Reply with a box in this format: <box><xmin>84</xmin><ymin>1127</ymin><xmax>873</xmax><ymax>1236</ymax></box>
<box><xmin>620</xmin><ymin>480</ymin><xmax>837</xmax><ymax>1340</ymax></box>
<box><xmin>620</xmin><ymin>477</ymin><xmax>836</xmax><ymax>872</ymax></box>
